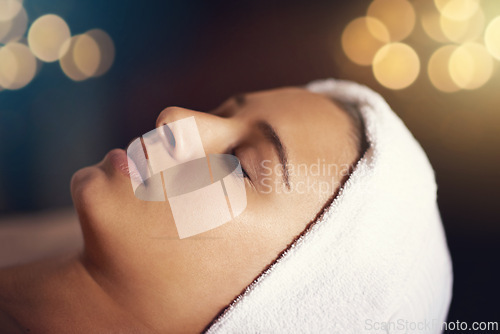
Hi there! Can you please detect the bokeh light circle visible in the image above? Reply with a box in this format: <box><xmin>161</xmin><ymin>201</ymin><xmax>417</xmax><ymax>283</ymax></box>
<box><xmin>60</xmin><ymin>34</ymin><xmax>102</xmax><ymax>81</ymax></box>
<box><xmin>421</xmin><ymin>0</ymin><xmax>449</xmax><ymax>43</ymax></box>
<box><xmin>28</xmin><ymin>14</ymin><xmax>71</xmax><ymax>62</ymax></box>
<box><xmin>484</xmin><ymin>16</ymin><xmax>500</xmax><ymax>60</ymax></box>
<box><xmin>59</xmin><ymin>37</ymin><xmax>84</xmax><ymax>81</ymax></box>
<box><xmin>73</xmin><ymin>34</ymin><xmax>100</xmax><ymax>77</ymax></box>
<box><xmin>449</xmin><ymin>42</ymin><xmax>493</xmax><ymax>90</ymax></box>
<box><xmin>372</xmin><ymin>42</ymin><xmax>420</xmax><ymax>89</ymax></box>
<box><xmin>341</xmin><ymin>16</ymin><xmax>390</xmax><ymax>66</ymax></box>
<box><xmin>0</xmin><ymin>6</ymin><xmax>27</xmax><ymax>44</ymax></box>
<box><xmin>86</xmin><ymin>29</ymin><xmax>115</xmax><ymax>77</ymax></box>
<box><xmin>428</xmin><ymin>45</ymin><xmax>460</xmax><ymax>93</ymax></box>
<box><xmin>367</xmin><ymin>0</ymin><xmax>416</xmax><ymax>42</ymax></box>
<box><xmin>0</xmin><ymin>42</ymin><xmax>36</xmax><ymax>89</ymax></box>
<box><xmin>434</xmin><ymin>0</ymin><xmax>480</xmax><ymax>21</ymax></box>
<box><xmin>0</xmin><ymin>0</ymin><xmax>23</xmax><ymax>22</ymax></box>
<box><xmin>440</xmin><ymin>6</ymin><xmax>484</xmax><ymax>43</ymax></box>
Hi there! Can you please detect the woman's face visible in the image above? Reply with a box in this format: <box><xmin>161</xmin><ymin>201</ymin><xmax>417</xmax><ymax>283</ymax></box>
<box><xmin>70</xmin><ymin>87</ymin><xmax>358</xmax><ymax>330</ymax></box>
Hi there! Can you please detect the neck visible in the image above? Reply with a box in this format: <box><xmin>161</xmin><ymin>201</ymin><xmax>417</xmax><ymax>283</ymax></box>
<box><xmin>0</xmin><ymin>254</ymin><xmax>156</xmax><ymax>333</ymax></box>
<box><xmin>80</xmin><ymin>247</ymin><xmax>226</xmax><ymax>333</ymax></box>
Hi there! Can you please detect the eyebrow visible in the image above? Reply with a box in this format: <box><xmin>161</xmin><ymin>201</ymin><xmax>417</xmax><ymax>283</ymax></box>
<box><xmin>231</xmin><ymin>94</ymin><xmax>291</xmax><ymax>190</ymax></box>
<box><xmin>258</xmin><ymin>121</ymin><xmax>291</xmax><ymax>190</ymax></box>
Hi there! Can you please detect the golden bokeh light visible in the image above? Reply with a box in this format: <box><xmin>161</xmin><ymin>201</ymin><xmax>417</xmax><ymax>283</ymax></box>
<box><xmin>86</xmin><ymin>29</ymin><xmax>115</xmax><ymax>77</ymax></box>
<box><xmin>440</xmin><ymin>6</ymin><xmax>484</xmax><ymax>43</ymax></box>
<box><xmin>0</xmin><ymin>7</ymin><xmax>114</xmax><ymax>89</ymax></box>
<box><xmin>60</xmin><ymin>36</ymin><xmax>90</xmax><ymax>81</ymax></box>
<box><xmin>0</xmin><ymin>0</ymin><xmax>23</xmax><ymax>22</ymax></box>
<box><xmin>28</xmin><ymin>14</ymin><xmax>71</xmax><ymax>62</ymax></box>
<box><xmin>60</xmin><ymin>37</ymin><xmax>82</xmax><ymax>81</ymax></box>
<box><xmin>60</xmin><ymin>34</ymin><xmax>103</xmax><ymax>81</ymax></box>
<box><xmin>73</xmin><ymin>34</ymin><xmax>100</xmax><ymax>77</ymax></box>
<box><xmin>449</xmin><ymin>42</ymin><xmax>493</xmax><ymax>89</ymax></box>
<box><xmin>367</xmin><ymin>0</ymin><xmax>416</xmax><ymax>42</ymax></box>
<box><xmin>428</xmin><ymin>45</ymin><xmax>460</xmax><ymax>93</ymax></box>
<box><xmin>0</xmin><ymin>6</ymin><xmax>27</xmax><ymax>44</ymax></box>
<box><xmin>341</xmin><ymin>17</ymin><xmax>390</xmax><ymax>66</ymax></box>
<box><xmin>372</xmin><ymin>42</ymin><xmax>420</xmax><ymax>89</ymax></box>
<box><xmin>420</xmin><ymin>0</ymin><xmax>449</xmax><ymax>43</ymax></box>
<box><xmin>484</xmin><ymin>16</ymin><xmax>500</xmax><ymax>60</ymax></box>
<box><xmin>0</xmin><ymin>42</ymin><xmax>36</xmax><ymax>90</ymax></box>
<box><xmin>434</xmin><ymin>0</ymin><xmax>480</xmax><ymax>21</ymax></box>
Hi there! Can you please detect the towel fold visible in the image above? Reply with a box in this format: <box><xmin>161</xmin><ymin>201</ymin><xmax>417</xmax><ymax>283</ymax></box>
<box><xmin>205</xmin><ymin>79</ymin><xmax>453</xmax><ymax>334</ymax></box>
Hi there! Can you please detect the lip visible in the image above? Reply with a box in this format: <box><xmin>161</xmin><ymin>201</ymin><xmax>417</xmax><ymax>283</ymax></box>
<box><xmin>108</xmin><ymin>124</ymin><xmax>180</xmax><ymax>187</ymax></box>
<box><xmin>106</xmin><ymin>148</ymin><xmax>130</xmax><ymax>176</ymax></box>
<box><xmin>106</xmin><ymin>148</ymin><xmax>143</xmax><ymax>185</ymax></box>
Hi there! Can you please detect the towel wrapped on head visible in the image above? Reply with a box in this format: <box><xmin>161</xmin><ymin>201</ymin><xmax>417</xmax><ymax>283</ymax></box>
<box><xmin>205</xmin><ymin>79</ymin><xmax>453</xmax><ymax>334</ymax></box>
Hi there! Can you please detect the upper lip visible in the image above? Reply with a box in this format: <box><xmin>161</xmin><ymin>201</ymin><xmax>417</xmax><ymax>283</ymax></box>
<box><xmin>125</xmin><ymin>124</ymin><xmax>178</xmax><ymax>179</ymax></box>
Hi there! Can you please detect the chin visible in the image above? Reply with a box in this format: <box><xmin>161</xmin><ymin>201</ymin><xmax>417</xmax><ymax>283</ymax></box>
<box><xmin>70</xmin><ymin>165</ymin><xmax>109</xmax><ymax>220</ymax></box>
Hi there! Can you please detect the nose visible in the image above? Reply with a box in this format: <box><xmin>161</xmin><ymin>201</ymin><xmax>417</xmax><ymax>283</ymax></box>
<box><xmin>155</xmin><ymin>106</ymin><xmax>243</xmax><ymax>155</ymax></box>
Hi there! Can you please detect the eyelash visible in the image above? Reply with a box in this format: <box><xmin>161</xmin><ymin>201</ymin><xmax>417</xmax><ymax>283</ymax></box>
<box><xmin>241</xmin><ymin>166</ymin><xmax>250</xmax><ymax>179</ymax></box>
<box><xmin>230</xmin><ymin>149</ymin><xmax>250</xmax><ymax>179</ymax></box>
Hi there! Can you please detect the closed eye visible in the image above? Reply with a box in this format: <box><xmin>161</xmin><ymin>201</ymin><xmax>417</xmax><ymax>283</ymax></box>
<box><xmin>230</xmin><ymin>149</ymin><xmax>251</xmax><ymax>180</ymax></box>
<box><xmin>241</xmin><ymin>166</ymin><xmax>250</xmax><ymax>179</ymax></box>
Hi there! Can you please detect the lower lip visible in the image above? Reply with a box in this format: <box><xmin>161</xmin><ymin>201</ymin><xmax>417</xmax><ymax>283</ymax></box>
<box><xmin>106</xmin><ymin>148</ymin><xmax>130</xmax><ymax>177</ymax></box>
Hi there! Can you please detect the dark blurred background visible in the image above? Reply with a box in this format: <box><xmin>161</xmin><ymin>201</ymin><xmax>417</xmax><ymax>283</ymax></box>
<box><xmin>0</xmin><ymin>0</ymin><xmax>498</xmax><ymax>327</ymax></box>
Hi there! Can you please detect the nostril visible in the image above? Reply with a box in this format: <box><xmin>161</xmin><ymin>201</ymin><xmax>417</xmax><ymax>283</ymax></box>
<box><xmin>162</xmin><ymin>123</ymin><xmax>176</xmax><ymax>149</ymax></box>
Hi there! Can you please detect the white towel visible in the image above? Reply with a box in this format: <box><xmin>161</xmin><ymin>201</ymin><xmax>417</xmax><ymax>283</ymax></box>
<box><xmin>205</xmin><ymin>79</ymin><xmax>453</xmax><ymax>334</ymax></box>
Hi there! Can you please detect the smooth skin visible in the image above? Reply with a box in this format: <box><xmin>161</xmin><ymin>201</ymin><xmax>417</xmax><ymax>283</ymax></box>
<box><xmin>0</xmin><ymin>87</ymin><xmax>358</xmax><ymax>333</ymax></box>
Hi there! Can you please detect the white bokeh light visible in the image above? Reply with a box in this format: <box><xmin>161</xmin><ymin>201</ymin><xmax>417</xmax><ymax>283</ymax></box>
<box><xmin>0</xmin><ymin>42</ymin><xmax>36</xmax><ymax>90</ymax></box>
<box><xmin>28</xmin><ymin>14</ymin><xmax>71</xmax><ymax>62</ymax></box>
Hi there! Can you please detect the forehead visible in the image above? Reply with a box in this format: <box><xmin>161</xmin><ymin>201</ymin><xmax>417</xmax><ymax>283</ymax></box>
<box><xmin>243</xmin><ymin>87</ymin><xmax>354</xmax><ymax>167</ymax></box>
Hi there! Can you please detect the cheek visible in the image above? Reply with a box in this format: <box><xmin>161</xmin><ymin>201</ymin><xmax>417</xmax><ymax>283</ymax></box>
<box><xmin>249</xmin><ymin>189</ymin><xmax>330</xmax><ymax>245</ymax></box>
<box><xmin>139</xmin><ymin>202</ymin><xmax>179</xmax><ymax>239</ymax></box>
<box><xmin>225</xmin><ymin>191</ymin><xmax>308</xmax><ymax>243</ymax></box>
